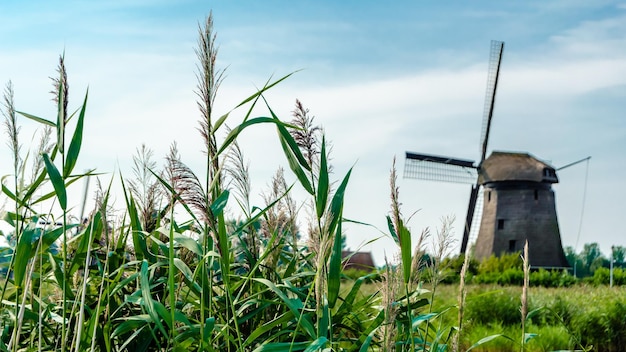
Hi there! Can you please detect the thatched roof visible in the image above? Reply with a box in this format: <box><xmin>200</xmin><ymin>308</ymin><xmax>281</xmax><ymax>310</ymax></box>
<box><xmin>342</xmin><ymin>251</ymin><xmax>375</xmax><ymax>272</ymax></box>
<box><xmin>478</xmin><ymin>151</ymin><xmax>558</xmax><ymax>184</ymax></box>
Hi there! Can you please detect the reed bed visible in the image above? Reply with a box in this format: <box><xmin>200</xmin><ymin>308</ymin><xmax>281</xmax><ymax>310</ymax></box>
<box><xmin>0</xmin><ymin>12</ymin><xmax>605</xmax><ymax>352</ymax></box>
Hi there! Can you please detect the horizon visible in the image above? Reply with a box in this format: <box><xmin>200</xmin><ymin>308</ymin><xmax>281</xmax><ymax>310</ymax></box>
<box><xmin>1</xmin><ymin>1</ymin><xmax>625</xmax><ymax>265</ymax></box>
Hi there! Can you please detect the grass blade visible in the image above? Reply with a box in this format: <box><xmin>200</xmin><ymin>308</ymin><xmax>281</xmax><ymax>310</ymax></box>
<box><xmin>42</xmin><ymin>153</ymin><xmax>66</xmax><ymax>210</ymax></box>
<box><xmin>327</xmin><ymin>167</ymin><xmax>352</xmax><ymax>236</ymax></box>
<box><xmin>64</xmin><ymin>89</ymin><xmax>88</xmax><ymax>178</ymax></box>
<box><xmin>13</xmin><ymin>226</ymin><xmax>35</xmax><ymax>288</ymax></box>
<box><xmin>140</xmin><ymin>260</ymin><xmax>168</xmax><ymax>337</ymax></box>
<box><xmin>316</xmin><ymin>136</ymin><xmax>328</xmax><ymax>218</ymax></box>
<box><xmin>16</xmin><ymin>111</ymin><xmax>56</xmax><ymax>127</ymax></box>
<box><xmin>327</xmin><ymin>215</ymin><xmax>343</xmax><ymax>309</ymax></box>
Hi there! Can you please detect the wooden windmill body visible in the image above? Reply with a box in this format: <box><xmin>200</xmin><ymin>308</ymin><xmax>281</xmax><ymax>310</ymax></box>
<box><xmin>404</xmin><ymin>41</ymin><xmax>570</xmax><ymax>268</ymax></box>
<box><xmin>475</xmin><ymin>151</ymin><xmax>569</xmax><ymax>267</ymax></box>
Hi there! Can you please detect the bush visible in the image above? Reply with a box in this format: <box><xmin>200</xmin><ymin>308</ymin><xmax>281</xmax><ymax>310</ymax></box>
<box><xmin>478</xmin><ymin>252</ymin><xmax>522</xmax><ymax>274</ymax></box>
<box><xmin>529</xmin><ymin>268</ymin><xmax>576</xmax><ymax>287</ymax></box>
<box><xmin>465</xmin><ymin>289</ymin><xmax>521</xmax><ymax>326</ymax></box>
<box><xmin>592</xmin><ymin>267</ymin><xmax>626</xmax><ymax>286</ymax></box>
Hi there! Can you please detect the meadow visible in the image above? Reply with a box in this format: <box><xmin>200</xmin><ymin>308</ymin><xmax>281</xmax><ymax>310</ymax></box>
<box><xmin>0</xmin><ymin>13</ymin><xmax>623</xmax><ymax>351</ymax></box>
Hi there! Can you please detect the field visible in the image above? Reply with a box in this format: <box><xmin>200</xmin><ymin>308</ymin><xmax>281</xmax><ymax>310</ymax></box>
<box><xmin>396</xmin><ymin>283</ymin><xmax>626</xmax><ymax>352</ymax></box>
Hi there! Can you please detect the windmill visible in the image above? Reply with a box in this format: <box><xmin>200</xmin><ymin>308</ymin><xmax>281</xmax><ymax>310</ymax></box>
<box><xmin>403</xmin><ymin>40</ymin><xmax>570</xmax><ymax>268</ymax></box>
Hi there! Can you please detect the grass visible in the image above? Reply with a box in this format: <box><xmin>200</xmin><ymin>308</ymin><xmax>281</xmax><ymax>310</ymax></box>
<box><xmin>0</xmin><ymin>11</ymin><xmax>622</xmax><ymax>352</ymax></box>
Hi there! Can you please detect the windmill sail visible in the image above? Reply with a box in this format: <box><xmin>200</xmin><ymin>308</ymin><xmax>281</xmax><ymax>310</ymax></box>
<box><xmin>404</xmin><ymin>152</ymin><xmax>476</xmax><ymax>184</ymax></box>
<box><xmin>479</xmin><ymin>40</ymin><xmax>505</xmax><ymax>163</ymax></box>
<box><xmin>459</xmin><ymin>40</ymin><xmax>505</xmax><ymax>254</ymax></box>
<box><xmin>404</xmin><ymin>40</ymin><xmax>505</xmax><ymax>255</ymax></box>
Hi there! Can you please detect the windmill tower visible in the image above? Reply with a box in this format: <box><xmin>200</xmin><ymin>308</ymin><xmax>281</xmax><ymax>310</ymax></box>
<box><xmin>403</xmin><ymin>40</ymin><xmax>570</xmax><ymax>268</ymax></box>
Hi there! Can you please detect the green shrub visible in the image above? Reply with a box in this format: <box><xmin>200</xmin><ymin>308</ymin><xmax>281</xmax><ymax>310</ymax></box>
<box><xmin>593</xmin><ymin>267</ymin><xmax>626</xmax><ymax>286</ymax></box>
<box><xmin>529</xmin><ymin>268</ymin><xmax>577</xmax><ymax>287</ymax></box>
<box><xmin>465</xmin><ymin>289</ymin><xmax>520</xmax><ymax>326</ymax></box>
<box><xmin>478</xmin><ymin>252</ymin><xmax>522</xmax><ymax>274</ymax></box>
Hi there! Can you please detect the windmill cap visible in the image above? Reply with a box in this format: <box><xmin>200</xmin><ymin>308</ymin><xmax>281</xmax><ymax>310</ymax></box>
<box><xmin>478</xmin><ymin>151</ymin><xmax>558</xmax><ymax>184</ymax></box>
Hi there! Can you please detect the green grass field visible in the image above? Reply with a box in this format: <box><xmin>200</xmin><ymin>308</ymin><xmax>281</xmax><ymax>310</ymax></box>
<box><xmin>351</xmin><ymin>282</ymin><xmax>626</xmax><ymax>351</ymax></box>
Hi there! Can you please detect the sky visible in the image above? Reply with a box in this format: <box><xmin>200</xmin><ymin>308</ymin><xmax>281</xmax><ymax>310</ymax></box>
<box><xmin>1</xmin><ymin>1</ymin><xmax>625</xmax><ymax>265</ymax></box>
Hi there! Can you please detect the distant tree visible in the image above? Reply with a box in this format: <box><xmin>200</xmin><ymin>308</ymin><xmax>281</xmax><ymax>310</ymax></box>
<box><xmin>579</xmin><ymin>243</ymin><xmax>605</xmax><ymax>276</ymax></box>
<box><xmin>612</xmin><ymin>245</ymin><xmax>626</xmax><ymax>265</ymax></box>
<box><xmin>564</xmin><ymin>246</ymin><xmax>577</xmax><ymax>267</ymax></box>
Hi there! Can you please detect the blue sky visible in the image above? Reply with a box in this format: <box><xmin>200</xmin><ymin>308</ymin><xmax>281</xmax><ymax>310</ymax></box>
<box><xmin>1</xmin><ymin>1</ymin><xmax>625</xmax><ymax>264</ymax></box>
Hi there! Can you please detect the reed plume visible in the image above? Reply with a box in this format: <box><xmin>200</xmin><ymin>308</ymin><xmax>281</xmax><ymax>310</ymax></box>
<box><xmin>51</xmin><ymin>55</ymin><xmax>68</xmax><ymax>154</ymax></box>
<box><xmin>290</xmin><ymin>99</ymin><xmax>321</xmax><ymax>172</ymax></box>
<box><xmin>2</xmin><ymin>81</ymin><xmax>20</xmax><ymax>175</ymax></box>
<box><xmin>195</xmin><ymin>12</ymin><xmax>225</xmax><ymax>197</ymax></box>
<box><xmin>129</xmin><ymin>144</ymin><xmax>163</xmax><ymax>233</ymax></box>
<box><xmin>380</xmin><ymin>255</ymin><xmax>400</xmax><ymax>351</ymax></box>
<box><xmin>224</xmin><ymin>137</ymin><xmax>251</xmax><ymax>217</ymax></box>
<box><xmin>164</xmin><ymin>142</ymin><xmax>209</xmax><ymax>224</ymax></box>
<box><xmin>260</xmin><ymin>167</ymin><xmax>298</xmax><ymax>269</ymax></box>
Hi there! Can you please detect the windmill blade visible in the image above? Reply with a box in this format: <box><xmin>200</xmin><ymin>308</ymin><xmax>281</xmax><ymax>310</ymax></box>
<box><xmin>460</xmin><ymin>185</ymin><xmax>486</xmax><ymax>254</ymax></box>
<box><xmin>479</xmin><ymin>40</ymin><xmax>505</xmax><ymax>163</ymax></box>
<box><xmin>460</xmin><ymin>185</ymin><xmax>480</xmax><ymax>254</ymax></box>
<box><xmin>404</xmin><ymin>152</ymin><xmax>477</xmax><ymax>184</ymax></box>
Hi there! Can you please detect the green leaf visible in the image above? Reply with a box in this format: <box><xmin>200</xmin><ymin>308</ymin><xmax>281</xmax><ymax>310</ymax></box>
<box><xmin>22</xmin><ymin>148</ymin><xmax>58</xmax><ymax>204</ymax></box>
<box><xmin>359</xmin><ymin>328</ymin><xmax>378</xmax><ymax>352</ymax></box>
<box><xmin>13</xmin><ymin>227</ymin><xmax>35</xmax><ymax>288</ymax></box>
<box><xmin>386</xmin><ymin>215</ymin><xmax>399</xmax><ymax>245</ymax></box>
<box><xmin>69</xmin><ymin>211</ymin><xmax>102</xmax><ymax>276</ymax></box>
<box><xmin>48</xmin><ymin>252</ymin><xmax>75</xmax><ymax>300</ymax></box>
<box><xmin>316</xmin><ymin>136</ymin><xmax>329</xmax><ymax>218</ymax></box>
<box><xmin>411</xmin><ymin>313</ymin><xmax>438</xmax><ymax>329</ymax></box>
<box><xmin>336</xmin><ymin>274</ymin><xmax>373</xmax><ymax>315</ymax></box>
<box><xmin>229</xmin><ymin>71</ymin><xmax>296</xmax><ymax>113</ymax></box>
<box><xmin>304</xmin><ymin>337</ymin><xmax>328</xmax><ymax>352</ymax></box>
<box><xmin>253</xmin><ymin>341</ymin><xmax>310</xmax><ymax>352</ymax></box>
<box><xmin>173</xmin><ymin>258</ymin><xmax>195</xmax><ymax>283</ymax></box>
<box><xmin>64</xmin><ymin>89</ymin><xmax>87</xmax><ymax>178</ymax></box>
<box><xmin>399</xmin><ymin>222</ymin><xmax>412</xmax><ymax>284</ymax></box>
<box><xmin>466</xmin><ymin>334</ymin><xmax>515</xmax><ymax>351</ymax></box>
<box><xmin>327</xmin><ymin>167</ymin><xmax>353</xmax><ymax>236</ymax></box>
<box><xmin>111</xmin><ymin>315</ymin><xmax>150</xmax><ymax>338</ymax></box>
<box><xmin>327</xmin><ymin>216</ymin><xmax>343</xmax><ymax>309</ymax></box>
<box><xmin>209</xmin><ymin>189</ymin><xmax>229</xmax><ymax>217</ymax></box>
<box><xmin>252</xmin><ymin>278</ymin><xmax>316</xmax><ymax>339</ymax></box>
<box><xmin>278</xmin><ymin>134</ymin><xmax>314</xmax><ymax>195</ymax></box>
<box><xmin>216</xmin><ymin>117</ymin><xmax>275</xmax><ymax>155</ymax></box>
<box><xmin>203</xmin><ymin>317</ymin><xmax>215</xmax><ymax>344</ymax></box>
<box><xmin>174</xmin><ymin>234</ymin><xmax>202</xmax><ymax>256</ymax></box>
<box><xmin>16</xmin><ymin>111</ymin><xmax>56</xmax><ymax>127</ymax></box>
<box><xmin>42</xmin><ymin>153</ymin><xmax>66</xmax><ymax>210</ymax></box>
<box><xmin>217</xmin><ymin>213</ymin><xmax>230</xmax><ymax>280</ymax></box>
<box><xmin>140</xmin><ymin>260</ymin><xmax>168</xmax><ymax>337</ymax></box>
<box><xmin>272</xmin><ymin>110</ymin><xmax>311</xmax><ymax>171</ymax></box>
<box><xmin>1</xmin><ymin>184</ymin><xmax>27</xmax><ymax>209</ymax></box>
<box><xmin>242</xmin><ymin>312</ymin><xmax>294</xmax><ymax>348</ymax></box>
